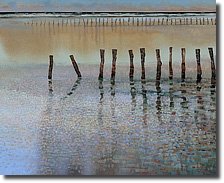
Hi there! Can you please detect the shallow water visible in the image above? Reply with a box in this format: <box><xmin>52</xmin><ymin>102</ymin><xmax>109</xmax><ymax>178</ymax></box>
<box><xmin>0</xmin><ymin>18</ymin><xmax>216</xmax><ymax>175</ymax></box>
<box><xmin>0</xmin><ymin>65</ymin><xmax>216</xmax><ymax>175</ymax></box>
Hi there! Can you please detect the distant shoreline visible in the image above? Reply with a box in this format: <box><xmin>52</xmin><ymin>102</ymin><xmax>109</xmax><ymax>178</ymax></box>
<box><xmin>0</xmin><ymin>11</ymin><xmax>216</xmax><ymax>15</ymax></box>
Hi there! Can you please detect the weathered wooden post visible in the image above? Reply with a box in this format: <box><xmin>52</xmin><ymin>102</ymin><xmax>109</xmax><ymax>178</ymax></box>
<box><xmin>181</xmin><ymin>48</ymin><xmax>186</xmax><ymax>82</ymax></box>
<box><xmin>169</xmin><ymin>47</ymin><xmax>173</xmax><ymax>81</ymax></box>
<box><xmin>140</xmin><ymin>48</ymin><xmax>146</xmax><ymax>80</ymax></box>
<box><xmin>70</xmin><ymin>55</ymin><xmax>82</xmax><ymax>78</ymax></box>
<box><xmin>48</xmin><ymin>55</ymin><xmax>54</xmax><ymax>93</ymax></box>
<box><xmin>129</xmin><ymin>50</ymin><xmax>134</xmax><ymax>79</ymax></box>
<box><xmin>156</xmin><ymin>49</ymin><xmax>162</xmax><ymax>82</ymax></box>
<box><xmin>111</xmin><ymin>49</ymin><xmax>117</xmax><ymax>84</ymax></box>
<box><xmin>196</xmin><ymin>49</ymin><xmax>202</xmax><ymax>83</ymax></box>
<box><xmin>48</xmin><ymin>55</ymin><xmax>54</xmax><ymax>80</ymax></box>
<box><xmin>98</xmin><ymin>49</ymin><xmax>105</xmax><ymax>80</ymax></box>
<box><xmin>208</xmin><ymin>48</ymin><xmax>216</xmax><ymax>84</ymax></box>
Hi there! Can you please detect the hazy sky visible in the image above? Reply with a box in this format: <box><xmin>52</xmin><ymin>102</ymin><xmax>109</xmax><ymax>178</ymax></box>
<box><xmin>0</xmin><ymin>0</ymin><xmax>216</xmax><ymax>12</ymax></box>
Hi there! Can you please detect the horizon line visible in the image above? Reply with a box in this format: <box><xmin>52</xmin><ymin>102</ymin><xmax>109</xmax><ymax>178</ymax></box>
<box><xmin>0</xmin><ymin>11</ymin><xmax>216</xmax><ymax>13</ymax></box>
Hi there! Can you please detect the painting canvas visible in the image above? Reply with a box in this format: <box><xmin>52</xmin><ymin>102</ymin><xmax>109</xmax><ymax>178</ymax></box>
<box><xmin>0</xmin><ymin>0</ymin><xmax>217</xmax><ymax>176</ymax></box>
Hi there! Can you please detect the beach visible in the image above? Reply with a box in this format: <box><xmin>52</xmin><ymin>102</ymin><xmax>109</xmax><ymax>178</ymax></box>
<box><xmin>0</xmin><ymin>14</ymin><xmax>216</xmax><ymax>175</ymax></box>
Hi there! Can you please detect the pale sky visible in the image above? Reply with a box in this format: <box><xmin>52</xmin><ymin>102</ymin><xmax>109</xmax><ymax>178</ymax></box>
<box><xmin>0</xmin><ymin>0</ymin><xmax>216</xmax><ymax>12</ymax></box>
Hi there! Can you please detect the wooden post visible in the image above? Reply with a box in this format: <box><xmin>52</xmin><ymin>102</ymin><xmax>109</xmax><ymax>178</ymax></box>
<box><xmin>156</xmin><ymin>49</ymin><xmax>162</xmax><ymax>82</ymax></box>
<box><xmin>98</xmin><ymin>49</ymin><xmax>105</xmax><ymax>80</ymax></box>
<box><xmin>129</xmin><ymin>50</ymin><xmax>134</xmax><ymax>79</ymax></box>
<box><xmin>196</xmin><ymin>49</ymin><xmax>202</xmax><ymax>83</ymax></box>
<box><xmin>70</xmin><ymin>55</ymin><xmax>82</xmax><ymax>78</ymax></box>
<box><xmin>111</xmin><ymin>49</ymin><xmax>117</xmax><ymax>84</ymax></box>
<box><xmin>181</xmin><ymin>48</ymin><xmax>186</xmax><ymax>82</ymax></box>
<box><xmin>169</xmin><ymin>47</ymin><xmax>173</xmax><ymax>80</ymax></box>
<box><xmin>208</xmin><ymin>48</ymin><xmax>216</xmax><ymax>83</ymax></box>
<box><xmin>140</xmin><ymin>48</ymin><xmax>146</xmax><ymax>80</ymax></box>
<box><xmin>48</xmin><ymin>55</ymin><xmax>54</xmax><ymax>80</ymax></box>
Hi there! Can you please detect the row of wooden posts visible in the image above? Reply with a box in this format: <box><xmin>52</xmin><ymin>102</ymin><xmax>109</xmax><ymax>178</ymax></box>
<box><xmin>27</xmin><ymin>17</ymin><xmax>216</xmax><ymax>27</ymax></box>
<box><xmin>48</xmin><ymin>47</ymin><xmax>216</xmax><ymax>90</ymax></box>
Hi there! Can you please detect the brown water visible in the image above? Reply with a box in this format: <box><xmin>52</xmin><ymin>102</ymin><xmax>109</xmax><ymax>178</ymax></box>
<box><xmin>0</xmin><ymin>18</ymin><xmax>216</xmax><ymax>175</ymax></box>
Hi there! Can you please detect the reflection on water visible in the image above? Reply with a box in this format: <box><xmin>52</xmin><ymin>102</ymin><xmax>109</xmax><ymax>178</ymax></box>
<box><xmin>0</xmin><ymin>18</ymin><xmax>216</xmax><ymax>72</ymax></box>
<box><xmin>0</xmin><ymin>18</ymin><xmax>216</xmax><ymax>175</ymax></box>
<box><xmin>0</xmin><ymin>65</ymin><xmax>216</xmax><ymax>175</ymax></box>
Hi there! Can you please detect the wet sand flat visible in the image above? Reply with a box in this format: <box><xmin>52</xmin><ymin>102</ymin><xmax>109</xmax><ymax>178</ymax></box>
<box><xmin>0</xmin><ymin>17</ymin><xmax>216</xmax><ymax>175</ymax></box>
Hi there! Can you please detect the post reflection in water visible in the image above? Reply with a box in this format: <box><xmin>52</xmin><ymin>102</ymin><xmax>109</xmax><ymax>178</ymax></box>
<box><xmin>155</xmin><ymin>81</ymin><xmax>162</xmax><ymax>122</ymax></box>
<box><xmin>180</xmin><ymin>83</ymin><xmax>188</xmax><ymax>109</ymax></box>
<box><xmin>130</xmin><ymin>78</ymin><xmax>137</xmax><ymax>113</ymax></box>
<box><xmin>111</xmin><ymin>82</ymin><xmax>116</xmax><ymax>96</ymax></box>
<box><xmin>48</xmin><ymin>80</ymin><xmax>53</xmax><ymax>95</ymax></box>
<box><xmin>99</xmin><ymin>80</ymin><xmax>104</xmax><ymax>101</ymax></box>
<box><xmin>67</xmin><ymin>77</ymin><xmax>82</xmax><ymax>96</ymax></box>
<box><xmin>169</xmin><ymin>84</ymin><xmax>174</xmax><ymax>109</ymax></box>
<box><xmin>141</xmin><ymin>80</ymin><xmax>148</xmax><ymax>125</ymax></box>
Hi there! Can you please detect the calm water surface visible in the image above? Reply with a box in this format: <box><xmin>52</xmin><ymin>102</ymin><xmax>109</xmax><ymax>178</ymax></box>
<box><xmin>0</xmin><ymin>18</ymin><xmax>216</xmax><ymax>175</ymax></box>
